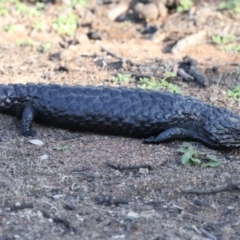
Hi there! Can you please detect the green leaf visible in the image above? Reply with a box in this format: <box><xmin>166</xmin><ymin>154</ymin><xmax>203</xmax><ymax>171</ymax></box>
<box><xmin>212</xmin><ymin>35</ymin><xmax>222</xmax><ymax>44</ymax></box>
<box><xmin>181</xmin><ymin>142</ymin><xmax>192</xmax><ymax>148</ymax></box>
<box><xmin>164</xmin><ymin>71</ymin><xmax>176</xmax><ymax>78</ymax></box>
<box><xmin>183</xmin><ymin>160</ymin><xmax>193</xmax><ymax>166</ymax></box>
<box><xmin>191</xmin><ymin>158</ymin><xmax>201</xmax><ymax>164</ymax></box>
<box><xmin>206</xmin><ymin>154</ymin><xmax>219</xmax><ymax>162</ymax></box>
<box><xmin>178</xmin><ymin>142</ymin><xmax>193</xmax><ymax>153</ymax></box>
<box><xmin>177</xmin><ymin>147</ymin><xmax>187</xmax><ymax>153</ymax></box>
<box><xmin>202</xmin><ymin>161</ymin><xmax>221</xmax><ymax>167</ymax></box>
<box><xmin>227</xmin><ymin>85</ymin><xmax>240</xmax><ymax>101</ymax></box>
<box><xmin>181</xmin><ymin>150</ymin><xmax>193</xmax><ymax>164</ymax></box>
<box><xmin>53</xmin><ymin>145</ymin><xmax>68</xmax><ymax>151</ymax></box>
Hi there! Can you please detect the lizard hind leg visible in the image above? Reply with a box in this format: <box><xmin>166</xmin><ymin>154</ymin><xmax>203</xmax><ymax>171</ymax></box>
<box><xmin>20</xmin><ymin>105</ymin><xmax>36</xmax><ymax>137</ymax></box>
<box><xmin>143</xmin><ymin>127</ymin><xmax>196</xmax><ymax>144</ymax></box>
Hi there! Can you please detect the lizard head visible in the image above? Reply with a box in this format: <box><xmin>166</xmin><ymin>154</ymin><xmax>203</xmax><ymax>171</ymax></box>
<box><xmin>201</xmin><ymin>106</ymin><xmax>240</xmax><ymax>149</ymax></box>
<box><xmin>0</xmin><ymin>84</ymin><xmax>22</xmax><ymax>115</ymax></box>
<box><xmin>0</xmin><ymin>85</ymin><xmax>11</xmax><ymax>108</ymax></box>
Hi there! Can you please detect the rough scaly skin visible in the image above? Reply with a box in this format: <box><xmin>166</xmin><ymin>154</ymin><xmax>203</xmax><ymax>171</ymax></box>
<box><xmin>0</xmin><ymin>83</ymin><xmax>240</xmax><ymax>149</ymax></box>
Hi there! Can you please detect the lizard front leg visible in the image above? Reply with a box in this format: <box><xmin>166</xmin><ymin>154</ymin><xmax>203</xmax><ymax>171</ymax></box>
<box><xmin>20</xmin><ymin>105</ymin><xmax>36</xmax><ymax>137</ymax></box>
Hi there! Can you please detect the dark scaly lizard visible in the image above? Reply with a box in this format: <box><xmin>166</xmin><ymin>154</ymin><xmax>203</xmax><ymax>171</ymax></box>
<box><xmin>0</xmin><ymin>83</ymin><xmax>240</xmax><ymax>149</ymax></box>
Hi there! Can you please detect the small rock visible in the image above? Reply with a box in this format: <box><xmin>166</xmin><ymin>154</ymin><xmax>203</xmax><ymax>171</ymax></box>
<box><xmin>134</xmin><ymin>3</ymin><xmax>159</xmax><ymax>21</ymax></box>
<box><xmin>39</xmin><ymin>154</ymin><xmax>49</xmax><ymax>160</ymax></box>
<box><xmin>52</xmin><ymin>194</ymin><xmax>64</xmax><ymax>200</ymax></box>
<box><xmin>139</xmin><ymin>167</ymin><xmax>149</xmax><ymax>174</ymax></box>
<box><xmin>85</xmin><ymin>171</ymin><xmax>102</xmax><ymax>179</ymax></box>
<box><xmin>151</xmin><ymin>30</ymin><xmax>166</xmax><ymax>43</ymax></box>
<box><xmin>28</xmin><ymin>139</ymin><xmax>44</xmax><ymax>146</ymax></box>
<box><xmin>108</xmin><ymin>3</ymin><xmax>129</xmax><ymax>21</ymax></box>
<box><xmin>172</xmin><ymin>30</ymin><xmax>207</xmax><ymax>54</ymax></box>
<box><xmin>155</xmin><ymin>1</ymin><xmax>168</xmax><ymax>18</ymax></box>
<box><xmin>61</xmin><ymin>0</ymin><xmax>71</xmax><ymax>5</ymax></box>
<box><xmin>112</xmin><ymin>235</ymin><xmax>126</xmax><ymax>239</ymax></box>
<box><xmin>49</xmin><ymin>52</ymin><xmax>61</xmax><ymax>61</ymax></box>
<box><xmin>127</xmin><ymin>211</ymin><xmax>139</xmax><ymax>219</ymax></box>
<box><xmin>87</xmin><ymin>31</ymin><xmax>101</xmax><ymax>40</ymax></box>
<box><xmin>75</xmin><ymin>33</ymin><xmax>89</xmax><ymax>44</ymax></box>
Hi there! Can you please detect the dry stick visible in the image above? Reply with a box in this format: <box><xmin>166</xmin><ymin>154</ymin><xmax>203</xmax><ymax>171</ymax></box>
<box><xmin>183</xmin><ymin>181</ymin><xmax>240</xmax><ymax>194</ymax></box>
<box><xmin>101</xmin><ymin>45</ymin><xmax>178</xmax><ymax>81</ymax></box>
<box><xmin>183</xmin><ymin>212</ymin><xmax>217</xmax><ymax>223</ymax></box>
<box><xmin>216</xmin><ymin>73</ymin><xmax>223</xmax><ymax>86</ymax></box>
<box><xmin>52</xmin><ymin>217</ymin><xmax>71</xmax><ymax>230</ymax></box>
<box><xmin>104</xmin><ymin>161</ymin><xmax>152</xmax><ymax>171</ymax></box>
<box><xmin>188</xmin><ymin>65</ymin><xmax>209</xmax><ymax>87</ymax></box>
<box><xmin>177</xmin><ymin>68</ymin><xmax>194</xmax><ymax>81</ymax></box>
<box><xmin>96</xmin><ymin>195</ymin><xmax>128</xmax><ymax>206</ymax></box>
<box><xmin>100</xmin><ymin>45</ymin><xmax>141</xmax><ymax>67</ymax></box>
<box><xmin>10</xmin><ymin>202</ymin><xmax>33</xmax><ymax>211</ymax></box>
<box><xmin>199</xmin><ymin>227</ymin><xmax>217</xmax><ymax>240</ymax></box>
<box><xmin>41</xmin><ymin>209</ymin><xmax>75</xmax><ymax>232</ymax></box>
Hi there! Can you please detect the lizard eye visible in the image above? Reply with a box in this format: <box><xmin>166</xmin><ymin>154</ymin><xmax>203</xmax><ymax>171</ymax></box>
<box><xmin>235</xmin><ymin>132</ymin><xmax>240</xmax><ymax>137</ymax></box>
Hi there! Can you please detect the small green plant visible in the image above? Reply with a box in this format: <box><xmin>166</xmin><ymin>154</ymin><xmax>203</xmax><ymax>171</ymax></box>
<box><xmin>162</xmin><ymin>71</ymin><xmax>176</xmax><ymax>79</ymax></box>
<box><xmin>52</xmin><ymin>13</ymin><xmax>78</xmax><ymax>36</ymax></box>
<box><xmin>3</xmin><ymin>25</ymin><xmax>15</xmax><ymax>33</ymax></box>
<box><xmin>212</xmin><ymin>34</ymin><xmax>236</xmax><ymax>45</ymax></box>
<box><xmin>71</xmin><ymin>0</ymin><xmax>88</xmax><ymax>7</ymax></box>
<box><xmin>6</xmin><ymin>0</ymin><xmax>44</xmax><ymax>15</ymax></box>
<box><xmin>138</xmin><ymin>72</ymin><xmax>180</xmax><ymax>93</ymax></box>
<box><xmin>9</xmin><ymin>0</ymin><xmax>21</xmax><ymax>4</ymax></box>
<box><xmin>227</xmin><ymin>85</ymin><xmax>240</xmax><ymax>101</ymax></box>
<box><xmin>37</xmin><ymin>43</ymin><xmax>51</xmax><ymax>53</ymax></box>
<box><xmin>220</xmin><ymin>44</ymin><xmax>240</xmax><ymax>53</ymax></box>
<box><xmin>16</xmin><ymin>40</ymin><xmax>33</xmax><ymax>47</ymax></box>
<box><xmin>178</xmin><ymin>142</ymin><xmax>221</xmax><ymax>167</ymax></box>
<box><xmin>160</xmin><ymin>71</ymin><xmax>181</xmax><ymax>93</ymax></box>
<box><xmin>159</xmin><ymin>79</ymin><xmax>181</xmax><ymax>93</ymax></box>
<box><xmin>0</xmin><ymin>5</ymin><xmax>8</xmax><ymax>16</ymax></box>
<box><xmin>235</xmin><ymin>67</ymin><xmax>240</xmax><ymax>75</ymax></box>
<box><xmin>219</xmin><ymin>0</ymin><xmax>240</xmax><ymax>14</ymax></box>
<box><xmin>36</xmin><ymin>2</ymin><xmax>45</xmax><ymax>11</ymax></box>
<box><xmin>177</xmin><ymin>0</ymin><xmax>193</xmax><ymax>12</ymax></box>
<box><xmin>138</xmin><ymin>77</ymin><xmax>160</xmax><ymax>90</ymax></box>
<box><xmin>14</xmin><ymin>2</ymin><xmax>39</xmax><ymax>16</ymax></box>
<box><xmin>211</xmin><ymin>34</ymin><xmax>240</xmax><ymax>53</ymax></box>
<box><xmin>32</xmin><ymin>22</ymin><xmax>45</xmax><ymax>31</ymax></box>
<box><xmin>53</xmin><ymin>145</ymin><xmax>69</xmax><ymax>151</ymax></box>
<box><xmin>112</xmin><ymin>73</ymin><xmax>131</xmax><ymax>84</ymax></box>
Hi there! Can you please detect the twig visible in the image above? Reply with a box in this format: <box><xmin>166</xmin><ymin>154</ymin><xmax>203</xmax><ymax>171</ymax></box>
<box><xmin>0</xmin><ymin>45</ymin><xmax>14</xmax><ymax>50</ymax></box>
<box><xmin>52</xmin><ymin>217</ymin><xmax>71</xmax><ymax>230</ymax></box>
<box><xmin>177</xmin><ymin>68</ymin><xmax>194</xmax><ymax>81</ymax></box>
<box><xmin>130</xmin><ymin>73</ymin><xmax>155</xmax><ymax>80</ymax></box>
<box><xmin>95</xmin><ymin>195</ymin><xmax>128</xmax><ymax>206</ymax></box>
<box><xmin>188</xmin><ymin>65</ymin><xmax>209</xmax><ymax>87</ymax></box>
<box><xmin>183</xmin><ymin>212</ymin><xmax>217</xmax><ymax>223</ymax></box>
<box><xmin>183</xmin><ymin>181</ymin><xmax>240</xmax><ymax>194</ymax></box>
<box><xmin>10</xmin><ymin>202</ymin><xmax>33</xmax><ymax>211</ymax></box>
<box><xmin>216</xmin><ymin>73</ymin><xmax>222</xmax><ymax>86</ymax></box>
<box><xmin>43</xmin><ymin>200</ymin><xmax>58</xmax><ymax>212</ymax></box>
<box><xmin>104</xmin><ymin>161</ymin><xmax>152</xmax><ymax>171</ymax></box>
<box><xmin>199</xmin><ymin>227</ymin><xmax>217</xmax><ymax>240</ymax></box>
<box><xmin>62</xmin><ymin>202</ymin><xmax>76</xmax><ymax>211</ymax></box>
<box><xmin>100</xmin><ymin>45</ymin><xmax>140</xmax><ymax>66</ymax></box>
<box><xmin>178</xmin><ymin>56</ymin><xmax>209</xmax><ymax>87</ymax></box>
<box><xmin>171</xmin><ymin>30</ymin><xmax>207</xmax><ymax>54</ymax></box>
<box><xmin>41</xmin><ymin>210</ymin><xmax>75</xmax><ymax>232</ymax></box>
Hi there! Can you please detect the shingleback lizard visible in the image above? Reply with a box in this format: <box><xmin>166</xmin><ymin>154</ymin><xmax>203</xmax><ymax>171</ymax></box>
<box><xmin>0</xmin><ymin>83</ymin><xmax>240</xmax><ymax>149</ymax></box>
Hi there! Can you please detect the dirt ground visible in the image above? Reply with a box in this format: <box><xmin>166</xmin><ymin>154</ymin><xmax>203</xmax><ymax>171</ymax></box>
<box><xmin>0</xmin><ymin>0</ymin><xmax>240</xmax><ymax>239</ymax></box>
